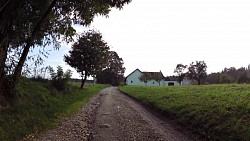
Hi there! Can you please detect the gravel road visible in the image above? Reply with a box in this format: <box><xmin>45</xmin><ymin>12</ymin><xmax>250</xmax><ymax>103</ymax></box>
<box><xmin>32</xmin><ymin>87</ymin><xmax>200</xmax><ymax>141</ymax></box>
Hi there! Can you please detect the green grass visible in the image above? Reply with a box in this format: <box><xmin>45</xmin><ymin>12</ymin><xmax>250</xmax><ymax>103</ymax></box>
<box><xmin>119</xmin><ymin>84</ymin><xmax>250</xmax><ymax>141</ymax></box>
<box><xmin>0</xmin><ymin>78</ymin><xmax>109</xmax><ymax>141</ymax></box>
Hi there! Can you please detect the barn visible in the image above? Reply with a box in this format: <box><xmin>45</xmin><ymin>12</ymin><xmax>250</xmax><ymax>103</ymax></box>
<box><xmin>125</xmin><ymin>69</ymin><xmax>190</xmax><ymax>86</ymax></box>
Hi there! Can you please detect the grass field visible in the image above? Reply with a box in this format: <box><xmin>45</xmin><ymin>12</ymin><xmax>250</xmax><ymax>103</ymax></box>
<box><xmin>0</xmin><ymin>78</ymin><xmax>109</xmax><ymax>141</ymax></box>
<box><xmin>119</xmin><ymin>84</ymin><xmax>250</xmax><ymax>141</ymax></box>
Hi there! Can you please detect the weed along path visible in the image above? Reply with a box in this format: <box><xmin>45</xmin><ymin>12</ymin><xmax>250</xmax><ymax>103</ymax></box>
<box><xmin>91</xmin><ymin>87</ymin><xmax>199</xmax><ymax>141</ymax></box>
<box><xmin>34</xmin><ymin>87</ymin><xmax>199</xmax><ymax>141</ymax></box>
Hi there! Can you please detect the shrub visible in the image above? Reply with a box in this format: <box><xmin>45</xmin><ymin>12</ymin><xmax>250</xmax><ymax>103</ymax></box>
<box><xmin>49</xmin><ymin>66</ymin><xmax>72</xmax><ymax>91</ymax></box>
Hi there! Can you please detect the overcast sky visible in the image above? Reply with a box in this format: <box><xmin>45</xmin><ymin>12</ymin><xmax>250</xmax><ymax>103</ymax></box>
<box><xmin>44</xmin><ymin>0</ymin><xmax>250</xmax><ymax>78</ymax></box>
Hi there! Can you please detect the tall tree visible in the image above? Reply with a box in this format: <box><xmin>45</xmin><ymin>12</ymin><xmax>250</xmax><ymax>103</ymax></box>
<box><xmin>96</xmin><ymin>51</ymin><xmax>125</xmax><ymax>86</ymax></box>
<box><xmin>174</xmin><ymin>64</ymin><xmax>187</xmax><ymax>85</ymax></box>
<box><xmin>139</xmin><ymin>72</ymin><xmax>152</xmax><ymax>86</ymax></box>
<box><xmin>187</xmin><ymin>61</ymin><xmax>207</xmax><ymax>85</ymax></box>
<box><xmin>0</xmin><ymin>0</ymin><xmax>132</xmax><ymax>105</ymax></box>
<box><xmin>64</xmin><ymin>30</ymin><xmax>110</xmax><ymax>89</ymax></box>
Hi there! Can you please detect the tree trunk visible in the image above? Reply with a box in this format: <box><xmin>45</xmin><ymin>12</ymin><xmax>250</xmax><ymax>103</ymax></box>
<box><xmin>12</xmin><ymin>0</ymin><xmax>57</xmax><ymax>88</ymax></box>
<box><xmin>0</xmin><ymin>0</ymin><xmax>21</xmax><ymax>48</ymax></box>
<box><xmin>80</xmin><ymin>71</ymin><xmax>87</xmax><ymax>89</ymax></box>
<box><xmin>0</xmin><ymin>0</ymin><xmax>58</xmax><ymax>107</ymax></box>
<box><xmin>0</xmin><ymin>39</ymin><xmax>10</xmax><ymax>106</ymax></box>
<box><xmin>198</xmin><ymin>79</ymin><xmax>201</xmax><ymax>85</ymax></box>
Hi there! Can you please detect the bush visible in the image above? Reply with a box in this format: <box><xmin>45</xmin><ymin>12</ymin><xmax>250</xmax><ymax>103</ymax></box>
<box><xmin>49</xmin><ymin>66</ymin><xmax>72</xmax><ymax>91</ymax></box>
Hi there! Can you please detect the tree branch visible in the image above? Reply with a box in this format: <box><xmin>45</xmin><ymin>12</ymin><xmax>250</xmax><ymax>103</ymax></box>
<box><xmin>12</xmin><ymin>0</ymin><xmax>58</xmax><ymax>84</ymax></box>
<box><xmin>0</xmin><ymin>0</ymin><xmax>11</xmax><ymax>14</ymax></box>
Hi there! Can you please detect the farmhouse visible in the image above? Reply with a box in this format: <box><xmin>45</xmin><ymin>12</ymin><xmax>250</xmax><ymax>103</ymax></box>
<box><xmin>125</xmin><ymin>69</ymin><xmax>182</xmax><ymax>86</ymax></box>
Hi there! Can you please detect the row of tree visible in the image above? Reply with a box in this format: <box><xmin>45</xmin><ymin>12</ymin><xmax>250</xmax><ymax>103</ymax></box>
<box><xmin>0</xmin><ymin>0</ymin><xmax>131</xmax><ymax>106</ymax></box>
<box><xmin>205</xmin><ymin>67</ymin><xmax>250</xmax><ymax>84</ymax></box>
<box><xmin>174</xmin><ymin>61</ymin><xmax>207</xmax><ymax>85</ymax></box>
<box><xmin>64</xmin><ymin>30</ymin><xmax>125</xmax><ymax>89</ymax></box>
<box><xmin>174</xmin><ymin>61</ymin><xmax>250</xmax><ymax>85</ymax></box>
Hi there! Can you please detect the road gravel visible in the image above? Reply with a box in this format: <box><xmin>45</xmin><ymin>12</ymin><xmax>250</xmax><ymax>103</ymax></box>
<box><xmin>31</xmin><ymin>87</ymin><xmax>201</xmax><ymax>141</ymax></box>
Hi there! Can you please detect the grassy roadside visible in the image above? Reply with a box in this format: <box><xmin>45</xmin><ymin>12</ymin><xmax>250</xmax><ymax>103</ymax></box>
<box><xmin>0</xmin><ymin>78</ymin><xmax>109</xmax><ymax>141</ymax></box>
<box><xmin>119</xmin><ymin>84</ymin><xmax>250</xmax><ymax>141</ymax></box>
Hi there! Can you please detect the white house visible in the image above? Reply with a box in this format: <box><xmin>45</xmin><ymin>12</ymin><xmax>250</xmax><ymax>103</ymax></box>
<box><xmin>125</xmin><ymin>69</ymin><xmax>190</xmax><ymax>86</ymax></box>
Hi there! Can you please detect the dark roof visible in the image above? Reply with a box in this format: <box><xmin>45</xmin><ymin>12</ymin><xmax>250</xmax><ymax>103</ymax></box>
<box><xmin>143</xmin><ymin>71</ymin><xmax>164</xmax><ymax>80</ymax></box>
<box><xmin>125</xmin><ymin>69</ymin><xmax>165</xmax><ymax>81</ymax></box>
<box><xmin>165</xmin><ymin>76</ymin><xmax>178</xmax><ymax>81</ymax></box>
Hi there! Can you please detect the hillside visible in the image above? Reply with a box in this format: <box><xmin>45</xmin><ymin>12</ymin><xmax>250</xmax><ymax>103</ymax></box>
<box><xmin>0</xmin><ymin>78</ymin><xmax>109</xmax><ymax>141</ymax></box>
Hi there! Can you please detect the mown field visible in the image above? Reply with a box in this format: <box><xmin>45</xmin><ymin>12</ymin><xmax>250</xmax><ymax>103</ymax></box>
<box><xmin>0</xmin><ymin>78</ymin><xmax>109</xmax><ymax>141</ymax></box>
<box><xmin>119</xmin><ymin>84</ymin><xmax>250</xmax><ymax>141</ymax></box>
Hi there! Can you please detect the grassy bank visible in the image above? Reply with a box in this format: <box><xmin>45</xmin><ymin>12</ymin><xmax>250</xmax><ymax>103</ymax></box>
<box><xmin>0</xmin><ymin>78</ymin><xmax>109</xmax><ymax>141</ymax></box>
<box><xmin>119</xmin><ymin>85</ymin><xmax>250</xmax><ymax>141</ymax></box>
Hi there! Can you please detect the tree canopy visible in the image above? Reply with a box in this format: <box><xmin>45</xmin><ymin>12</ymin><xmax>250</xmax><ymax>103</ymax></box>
<box><xmin>0</xmin><ymin>0</ymin><xmax>131</xmax><ymax>105</ymax></box>
<box><xmin>64</xmin><ymin>30</ymin><xmax>110</xmax><ymax>89</ymax></box>
<box><xmin>139</xmin><ymin>72</ymin><xmax>152</xmax><ymax>86</ymax></box>
<box><xmin>174</xmin><ymin>64</ymin><xmax>187</xmax><ymax>85</ymax></box>
<box><xmin>187</xmin><ymin>61</ymin><xmax>207</xmax><ymax>85</ymax></box>
<box><xmin>96</xmin><ymin>51</ymin><xmax>125</xmax><ymax>86</ymax></box>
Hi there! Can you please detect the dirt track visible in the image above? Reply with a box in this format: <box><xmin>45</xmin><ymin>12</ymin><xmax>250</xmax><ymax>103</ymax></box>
<box><xmin>91</xmin><ymin>87</ymin><xmax>199</xmax><ymax>141</ymax></box>
<box><xmin>34</xmin><ymin>87</ymin><xmax>200</xmax><ymax>141</ymax></box>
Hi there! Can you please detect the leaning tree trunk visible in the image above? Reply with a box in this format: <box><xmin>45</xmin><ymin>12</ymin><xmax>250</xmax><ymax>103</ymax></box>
<box><xmin>0</xmin><ymin>0</ymin><xmax>21</xmax><ymax>106</ymax></box>
<box><xmin>12</xmin><ymin>0</ymin><xmax>57</xmax><ymax>84</ymax></box>
<box><xmin>5</xmin><ymin>0</ymin><xmax>57</xmax><ymax>106</ymax></box>
<box><xmin>0</xmin><ymin>41</ymin><xmax>9</xmax><ymax>106</ymax></box>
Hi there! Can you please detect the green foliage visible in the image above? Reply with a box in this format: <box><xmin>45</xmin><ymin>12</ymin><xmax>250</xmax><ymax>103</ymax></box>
<box><xmin>119</xmin><ymin>85</ymin><xmax>250</xmax><ymax>141</ymax></box>
<box><xmin>0</xmin><ymin>78</ymin><xmax>109</xmax><ymax>141</ymax></box>
<box><xmin>238</xmin><ymin>72</ymin><xmax>250</xmax><ymax>83</ymax></box>
<box><xmin>174</xmin><ymin>64</ymin><xmax>187</xmax><ymax>84</ymax></box>
<box><xmin>174</xmin><ymin>61</ymin><xmax>207</xmax><ymax>85</ymax></box>
<box><xmin>220</xmin><ymin>73</ymin><xmax>233</xmax><ymax>84</ymax></box>
<box><xmin>187</xmin><ymin>61</ymin><xmax>207</xmax><ymax>85</ymax></box>
<box><xmin>138</xmin><ymin>72</ymin><xmax>152</xmax><ymax>86</ymax></box>
<box><xmin>204</xmin><ymin>67</ymin><xmax>250</xmax><ymax>84</ymax></box>
<box><xmin>49</xmin><ymin>66</ymin><xmax>72</xmax><ymax>91</ymax></box>
<box><xmin>96</xmin><ymin>51</ymin><xmax>125</xmax><ymax>86</ymax></box>
<box><xmin>64</xmin><ymin>30</ymin><xmax>110</xmax><ymax>89</ymax></box>
<box><xmin>0</xmin><ymin>0</ymin><xmax>131</xmax><ymax>106</ymax></box>
<box><xmin>154</xmin><ymin>72</ymin><xmax>164</xmax><ymax>86</ymax></box>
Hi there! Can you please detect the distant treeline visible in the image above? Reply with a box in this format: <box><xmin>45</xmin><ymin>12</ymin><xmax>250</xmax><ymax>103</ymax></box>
<box><xmin>202</xmin><ymin>67</ymin><xmax>250</xmax><ymax>84</ymax></box>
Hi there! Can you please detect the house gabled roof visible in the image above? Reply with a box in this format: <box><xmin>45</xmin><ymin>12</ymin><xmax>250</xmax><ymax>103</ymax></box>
<box><xmin>125</xmin><ymin>69</ymin><xmax>165</xmax><ymax>81</ymax></box>
<box><xmin>125</xmin><ymin>68</ymin><xmax>142</xmax><ymax>81</ymax></box>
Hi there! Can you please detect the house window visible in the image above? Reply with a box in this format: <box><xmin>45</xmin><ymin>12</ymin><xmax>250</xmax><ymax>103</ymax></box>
<box><xmin>131</xmin><ymin>81</ymin><xmax>133</xmax><ymax>83</ymax></box>
<box><xmin>153</xmin><ymin>82</ymin><xmax>154</xmax><ymax>84</ymax></box>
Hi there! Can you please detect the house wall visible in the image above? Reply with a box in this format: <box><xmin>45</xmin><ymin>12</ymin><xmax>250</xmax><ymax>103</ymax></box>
<box><xmin>146</xmin><ymin>79</ymin><xmax>165</xmax><ymax>86</ymax></box>
<box><xmin>181</xmin><ymin>78</ymin><xmax>192</xmax><ymax>85</ymax></box>
<box><xmin>126</xmin><ymin>69</ymin><xmax>145</xmax><ymax>86</ymax></box>
<box><xmin>126</xmin><ymin>69</ymin><xmax>188</xmax><ymax>86</ymax></box>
